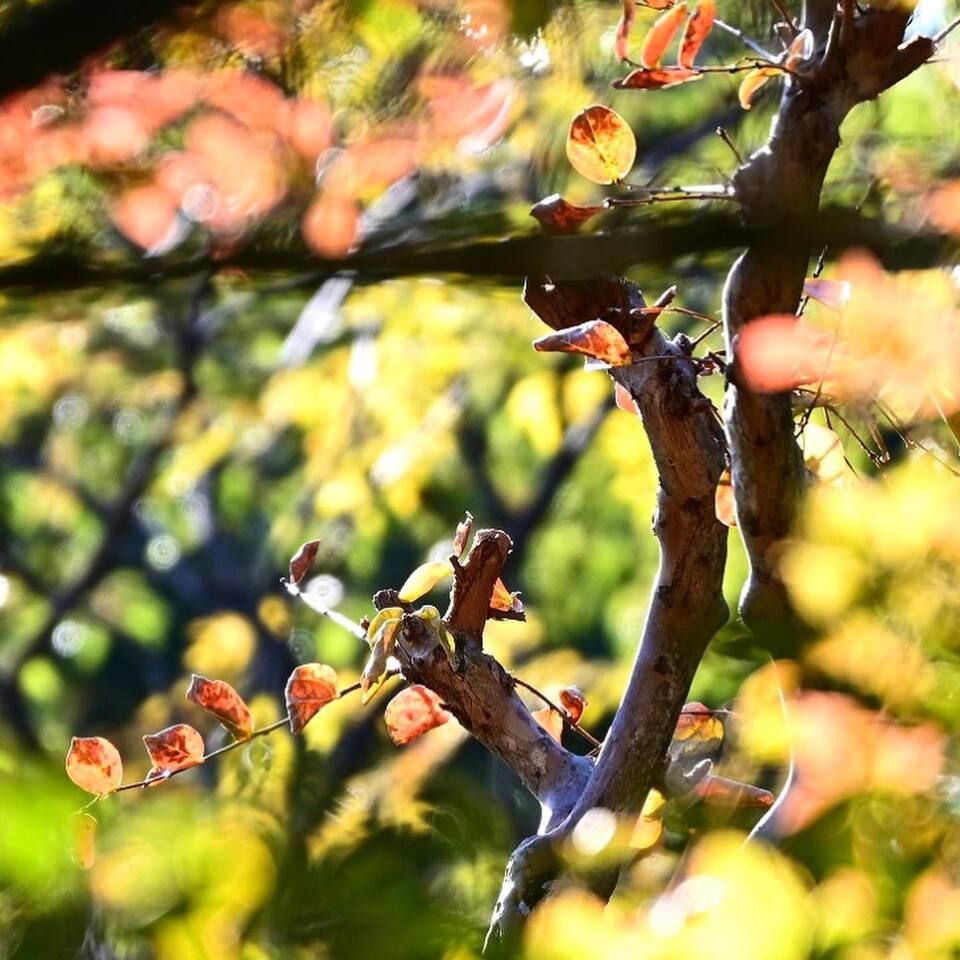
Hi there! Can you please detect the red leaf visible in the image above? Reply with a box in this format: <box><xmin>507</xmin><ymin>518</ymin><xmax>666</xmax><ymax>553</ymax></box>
<box><xmin>533</xmin><ymin>320</ymin><xmax>632</xmax><ymax>366</ymax></box>
<box><xmin>613</xmin><ymin>66</ymin><xmax>702</xmax><ymax>90</ymax></box>
<box><xmin>530</xmin><ymin>194</ymin><xmax>606</xmax><ymax>234</ymax></box>
<box><xmin>186</xmin><ymin>674</ymin><xmax>253</xmax><ymax>740</ymax></box>
<box><xmin>678</xmin><ymin>0</ymin><xmax>715</xmax><ymax>68</ymax></box>
<box><xmin>288</xmin><ymin>539</ymin><xmax>320</xmax><ymax>587</ymax></box>
<box><xmin>142</xmin><ymin>724</ymin><xmax>205</xmax><ymax>776</ymax></box>
<box><xmin>490</xmin><ymin>576</ymin><xmax>523</xmax><ymax>614</ymax></box>
<box><xmin>559</xmin><ymin>686</ymin><xmax>587</xmax><ymax>724</ymax></box>
<box><xmin>614</xmin><ymin>0</ymin><xmax>637</xmax><ymax>60</ymax></box>
<box><xmin>66</xmin><ymin>737</ymin><xmax>123</xmax><ymax>795</ymax></box>
<box><xmin>640</xmin><ymin>3</ymin><xmax>688</xmax><ymax>69</ymax></box>
<box><xmin>285</xmin><ymin>663</ymin><xmax>338</xmax><ymax>734</ymax></box>
<box><xmin>384</xmin><ymin>685</ymin><xmax>451</xmax><ymax>745</ymax></box>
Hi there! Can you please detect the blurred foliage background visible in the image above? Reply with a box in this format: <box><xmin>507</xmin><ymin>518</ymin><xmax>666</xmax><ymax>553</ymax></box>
<box><xmin>2</xmin><ymin>0</ymin><xmax>960</xmax><ymax>958</ymax></box>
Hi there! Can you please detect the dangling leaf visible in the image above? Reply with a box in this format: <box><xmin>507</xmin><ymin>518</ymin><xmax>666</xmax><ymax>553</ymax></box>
<box><xmin>613</xmin><ymin>66</ymin><xmax>702</xmax><ymax>90</ymax></box>
<box><xmin>678</xmin><ymin>0</ymin><xmax>715</xmax><ymax>68</ymax></box>
<box><xmin>640</xmin><ymin>3</ymin><xmax>688</xmax><ymax>69</ymax></box>
<box><xmin>738</xmin><ymin>68</ymin><xmax>779</xmax><ymax>110</ymax></box>
<box><xmin>398</xmin><ymin>560</ymin><xmax>453</xmax><ymax>603</ymax></box>
<box><xmin>285</xmin><ymin>663</ymin><xmax>339</xmax><ymax>733</ymax></box>
<box><xmin>566</xmin><ymin>105</ymin><xmax>636</xmax><ymax>184</ymax></box>
<box><xmin>559</xmin><ymin>686</ymin><xmax>587</xmax><ymax>724</ymax></box>
<box><xmin>71</xmin><ymin>812</ymin><xmax>98</xmax><ymax>869</ymax></box>
<box><xmin>287</xmin><ymin>539</ymin><xmax>320</xmax><ymax>587</ymax></box>
<box><xmin>186</xmin><ymin>674</ymin><xmax>253</xmax><ymax>740</ymax></box>
<box><xmin>384</xmin><ymin>685</ymin><xmax>451</xmax><ymax>745</ymax></box>
<box><xmin>530</xmin><ymin>195</ymin><xmax>606</xmax><ymax>234</ymax></box>
<box><xmin>142</xmin><ymin>724</ymin><xmax>205</xmax><ymax>776</ymax></box>
<box><xmin>614</xmin><ymin>0</ymin><xmax>637</xmax><ymax>60</ymax></box>
<box><xmin>66</xmin><ymin>737</ymin><xmax>123</xmax><ymax>795</ymax></box>
<box><xmin>453</xmin><ymin>512</ymin><xmax>474</xmax><ymax>558</ymax></box>
<box><xmin>533</xmin><ymin>320</ymin><xmax>632</xmax><ymax>367</ymax></box>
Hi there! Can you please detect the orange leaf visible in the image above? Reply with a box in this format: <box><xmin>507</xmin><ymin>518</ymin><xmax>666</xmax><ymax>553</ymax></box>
<box><xmin>614</xmin><ymin>382</ymin><xmax>641</xmax><ymax>415</ymax></box>
<box><xmin>614</xmin><ymin>0</ymin><xmax>637</xmax><ymax>60</ymax></box>
<box><xmin>71</xmin><ymin>812</ymin><xmax>98</xmax><ymax>870</ymax></box>
<box><xmin>490</xmin><ymin>576</ymin><xmax>524</xmax><ymax>614</ymax></box>
<box><xmin>692</xmin><ymin>774</ymin><xmax>774</xmax><ymax>808</ymax></box>
<box><xmin>532</xmin><ymin>706</ymin><xmax>564</xmax><ymax>742</ymax></box>
<box><xmin>453</xmin><ymin>512</ymin><xmax>474</xmax><ymax>559</ymax></box>
<box><xmin>288</xmin><ymin>539</ymin><xmax>320</xmax><ymax>587</ymax></box>
<box><xmin>559</xmin><ymin>686</ymin><xmax>587</xmax><ymax>724</ymax></box>
<box><xmin>738</xmin><ymin>68</ymin><xmax>779</xmax><ymax>110</ymax></box>
<box><xmin>565</xmin><ymin>105</ymin><xmax>636</xmax><ymax>185</ymax></box>
<box><xmin>678</xmin><ymin>0</ymin><xmax>715</xmax><ymax>69</ymax></box>
<box><xmin>674</xmin><ymin>701</ymin><xmax>724</xmax><ymax>743</ymax></box>
<box><xmin>384</xmin><ymin>685</ymin><xmax>452</xmax><ymax>745</ymax></box>
<box><xmin>142</xmin><ymin>724</ymin><xmax>205</xmax><ymax>776</ymax></box>
<box><xmin>302</xmin><ymin>191</ymin><xmax>359</xmax><ymax>259</ymax></box>
<box><xmin>613</xmin><ymin>66</ymin><xmax>702</xmax><ymax>90</ymax></box>
<box><xmin>640</xmin><ymin>3</ymin><xmax>688</xmax><ymax>69</ymax></box>
<box><xmin>530</xmin><ymin>194</ymin><xmax>606</xmax><ymax>234</ymax></box>
<box><xmin>66</xmin><ymin>736</ymin><xmax>122</xmax><ymax>795</ymax></box>
<box><xmin>186</xmin><ymin>674</ymin><xmax>253</xmax><ymax>740</ymax></box>
<box><xmin>534</xmin><ymin>320</ymin><xmax>632</xmax><ymax>367</ymax></box>
<box><xmin>285</xmin><ymin>663</ymin><xmax>338</xmax><ymax>734</ymax></box>
<box><xmin>715</xmin><ymin>468</ymin><xmax>737</xmax><ymax>527</ymax></box>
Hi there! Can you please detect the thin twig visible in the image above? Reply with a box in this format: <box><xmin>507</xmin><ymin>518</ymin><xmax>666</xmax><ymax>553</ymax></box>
<box><xmin>766</xmin><ymin>0</ymin><xmax>799</xmax><ymax>35</ymax></box>
<box><xmin>935</xmin><ymin>15</ymin><xmax>960</xmax><ymax>44</ymax></box>
<box><xmin>716</xmin><ymin>126</ymin><xmax>744</xmax><ymax>165</ymax></box>
<box><xmin>286</xmin><ymin>581</ymin><xmax>367</xmax><ymax>640</ymax></box>
<box><xmin>713</xmin><ymin>18</ymin><xmax>776</xmax><ymax>60</ymax></box>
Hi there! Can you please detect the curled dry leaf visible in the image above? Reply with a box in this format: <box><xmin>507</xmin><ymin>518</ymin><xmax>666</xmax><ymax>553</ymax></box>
<box><xmin>384</xmin><ymin>684</ymin><xmax>451</xmax><ymax>745</ymax></box>
<box><xmin>361</xmin><ymin>614</ymin><xmax>402</xmax><ymax>702</ymax></box>
<box><xmin>559</xmin><ymin>686</ymin><xmax>587</xmax><ymax>724</ymax></box>
<box><xmin>365</xmin><ymin>607</ymin><xmax>404</xmax><ymax>648</ymax></box>
<box><xmin>533</xmin><ymin>320</ymin><xmax>632</xmax><ymax>367</ymax></box>
<box><xmin>453</xmin><ymin>512</ymin><xmax>474</xmax><ymax>559</ymax></box>
<box><xmin>532</xmin><ymin>706</ymin><xmax>565</xmax><ymax>743</ymax></box>
<box><xmin>565</xmin><ymin>105</ymin><xmax>636</xmax><ymax>185</ymax></box>
<box><xmin>785</xmin><ymin>28</ymin><xmax>814</xmax><ymax>72</ymax></box>
<box><xmin>142</xmin><ymin>723</ymin><xmax>205</xmax><ymax>776</ymax></box>
<box><xmin>186</xmin><ymin>674</ymin><xmax>253</xmax><ymax>740</ymax></box>
<box><xmin>285</xmin><ymin>663</ymin><xmax>338</xmax><ymax>734</ymax></box>
<box><xmin>692</xmin><ymin>774</ymin><xmax>774</xmax><ymax>808</ymax></box>
<box><xmin>678</xmin><ymin>0</ymin><xmax>716</xmax><ymax>69</ymax></box>
<box><xmin>530</xmin><ymin>194</ymin><xmax>606</xmax><ymax>234</ymax></box>
<box><xmin>71</xmin><ymin>812</ymin><xmax>98</xmax><ymax>870</ymax></box>
<box><xmin>738</xmin><ymin>67</ymin><xmax>780</xmax><ymax>110</ymax></box>
<box><xmin>398</xmin><ymin>560</ymin><xmax>453</xmax><ymax>603</ymax></box>
<box><xmin>613</xmin><ymin>66</ymin><xmax>702</xmax><ymax>90</ymax></box>
<box><xmin>614</xmin><ymin>0</ymin><xmax>637</xmax><ymax>60</ymax></box>
<box><xmin>287</xmin><ymin>539</ymin><xmax>320</xmax><ymax>588</ymax></box>
<box><xmin>66</xmin><ymin>736</ymin><xmax>123</xmax><ymax>795</ymax></box>
<box><xmin>715</xmin><ymin>467</ymin><xmax>737</xmax><ymax>527</ymax></box>
<box><xmin>490</xmin><ymin>576</ymin><xmax>523</xmax><ymax>614</ymax></box>
<box><xmin>640</xmin><ymin>3</ymin><xmax>688</xmax><ymax>69</ymax></box>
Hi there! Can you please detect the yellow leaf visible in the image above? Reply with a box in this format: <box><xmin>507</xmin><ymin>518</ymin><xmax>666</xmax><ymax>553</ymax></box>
<box><xmin>566</xmin><ymin>105</ymin><xmax>637</xmax><ymax>185</ymax></box>
<box><xmin>397</xmin><ymin>560</ymin><xmax>453</xmax><ymax>603</ymax></box>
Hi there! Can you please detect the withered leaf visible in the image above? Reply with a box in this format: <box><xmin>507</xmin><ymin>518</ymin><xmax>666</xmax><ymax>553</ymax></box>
<box><xmin>66</xmin><ymin>736</ymin><xmax>123</xmax><ymax>796</ymax></box>
<box><xmin>566</xmin><ymin>105</ymin><xmax>636</xmax><ymax>184</ymax></box>
<box><xmin>785</xmin><ymin>28</ymin><xmax>814</xmax><ymax>71</ymax></box>
<box><xmin>186</xmin><ymin>674</ymin><xmax>253</xmax><ymax>740</ymax></box>
<box><xmin>384</xmin><ymin>684</ymin><xmax>451</xmax><ymax>745</ymax></box>
<box><xmin>613</xmin><ymin>66</ymin><xmax>702</xmax><ymax>90</ymax></box>
<box><xmin>490</xmin><ymin>576</ymin><xmax>524</xmax><ymax>614</ymax></box>
<box><xmin>453</xmin><ymin>512</ymin><xmax>474</xmax><ymax>559</ymax></box>
<box><xmin>678</xmin><ymin>0</ymin><xmax>715</xmax><ymax>68</ymax></box>
<box><xmin>285</xmin><ymin>663</ymin><xmax>338</xmax><ymax>734</ymax></box>
<box><xmin>288</xmin><ymin>539</ymin><xmax>320</xmax><ymax>587</ymax></box>
<box><xmin>559</xmin><ymin>686</ymin><xmax>587</xmax><ymax>724</ymax></box>
<box><xmin>530</xmin><ymin>194</ymin><xmax>606</xmax><ymax>234</ymax></box>
<box><xmin>533</xmin><ymin>319</ymin><xmax>632</xmax><ymax>367</ymax></box>
<box><xmin>142</xmin><ymin>723</ymin><xmax>205</xmax><ymax>776</ymax></box>
<box><xmin>640</xmin><ymin>3</ymin><xmax>688</xmax><ymax>68</ymax></box>
<box><xmin>614</xmin><ymin>382</ymin><xmax>641</xmax><ymax>415</ymax></box>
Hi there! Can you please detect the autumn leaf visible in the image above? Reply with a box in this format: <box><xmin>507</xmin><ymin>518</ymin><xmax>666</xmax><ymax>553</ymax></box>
<box><xmin>66</xmin><ymin>736</ymin><xmax>123</xmax><ymax>795</ymax></box>
<box><xmin>453</xmin><ymin>511</ymin><xmax>474</xmax><ymax>558</ymax></box>
<box><xmin>640</xmin><ymin>3</ymin><xmax>688</xmax><ymax>69</ymax></box>
<box><xmin>614</xmin><ymin>382</ymin><xmax>641</xmax><ymax>415</ymax></box>
<box><xmin>384</xmin><ymin>684</ymin><xmax>452</xmax><ymax>745</ymax></box>
<box><xmin>675</xmin><ymin>701</ymin><xmax>724</xmax><ymax>743</ymax></box>
<box><xmin>490</xmin><ymin>576</ymin><xmax>523</xmax><ymax>614</ymax></box>
<box><xmin>630</xmin><ymin>787</ymin><xmax>666</xmax><ymax>850</ymax></box>
<box><xmin>559</xmin><ymin>686</ymin><xmax>587</xmax><ymax>724</ymax></box>
<box><xmin>398</xmin><ymin>560</ymin><xmax>453</xmax><ymax>603</ymax></box>
<box><xmin>287</xmin><ymin>539</ymin><xmax>320</xmax><ymax>587</ymax></box>
<box><xmin>738</xmin><ymin>67</ymin><xmax>780</xmax><ymax>110</ymax></box>
<box><xmin>71</xmin><ymin>812</ymin><xmax>98</xmax><ymax>870</ymax></box>
<box><xmin>530</xmin><ymin>195</ymin><xmax>606</xmax><ymax>234</ymax></box>
<box><xmin>692</xmin><ymin>774</ymin><xmax>774</xmax><ymax>808</ymax></box>
<box><xmin>785</xmin><ymin>28</ymin><xmax>814</xmax><ymax>71</ymax></box>
<box><xmin>533</xmin><ymin>706</ymin><xmax>565</xmax><ymax>742</ymax></box>
<box><xmin>533</xmin><ymin>320</ymin><xmax>632</xmax><ymax>367</ymax></box>
<box><xmin>614</xmin><ymin>0</ymin><xmax>636</xmax><ymax>60</ymax></box>
<box><xmin>678</xmin><ymin>0</ymin><xmax>715</xmax><ymax>68</ymax></box>
<box><xmin>142</xmin><ymin>723</ymin><xmax>205</xmax><ymax>776</ymax></box>
<box><xmin>715</xmin><ymin>468</ymin><xmax>737</xmax><ymax>527</ymax></box>
<box><xmin>285</xmin><ymin>663</ymin><xmax>338</xmax><ymax>734</ymax></box>
<box><xmin>565</xmin><ymin>105</ymin><xmax>636</xmax><ymax>184</ymax></box>
<box><xmin>365</xmin><ymin>607</ymin><xmax>404</xmax><ymax>649</ymax></box>
<box><xmin>612</xmin><ymin>67</ymin><xmax>702</xmax><ymax>90</ymax></box>
<box><xmin>186</xmin><ymin>674</ymin><xmax>253</xmax><ymax>740</ymax></box>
